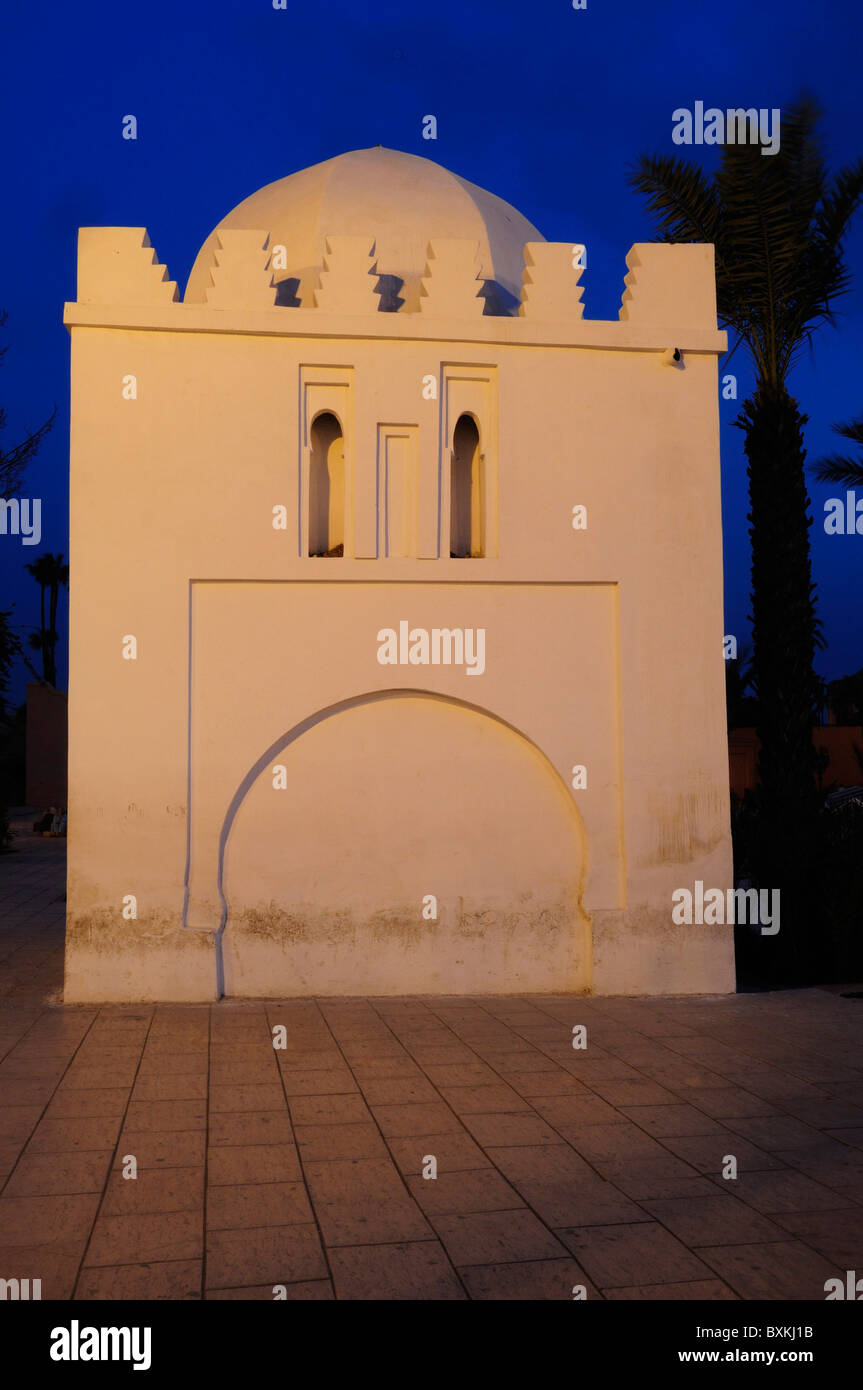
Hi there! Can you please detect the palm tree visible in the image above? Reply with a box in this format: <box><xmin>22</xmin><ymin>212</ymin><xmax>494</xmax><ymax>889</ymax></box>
<box><xmin>812</xmin><ymin>414</ymin><xmax>863</xmax><ymax>488</ymax></box>
<box><xmin>24</xmin><ymin>552</ymin><xmax>69</xmax><ymax>687</ymax></box>
<box><xmin>630</xmin><ymin>100</ymin><xmax>863</xmax><ymax>979</ymax></box>
<box><xmin>0</xmin><ymin>609</ymin><xmax>21</xmax><ymax>723</ymax></box>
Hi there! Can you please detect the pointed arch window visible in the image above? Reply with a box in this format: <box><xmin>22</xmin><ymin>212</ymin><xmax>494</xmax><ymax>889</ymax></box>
<box><xmin>309</xmin><ymin>411</ymin><xmax>345</xmax><ymax>556</ymax></box>
<box><xmin>450</xmin><ymin>413</ymin><xmax>484</xmax><ymax>558</ymax></box>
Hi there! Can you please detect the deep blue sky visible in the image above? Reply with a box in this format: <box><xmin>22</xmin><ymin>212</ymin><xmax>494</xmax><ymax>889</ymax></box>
<box><xmin>2</xmin><ymin>0</ymin><xmax>862</xmax><ymax>704</ymax></box>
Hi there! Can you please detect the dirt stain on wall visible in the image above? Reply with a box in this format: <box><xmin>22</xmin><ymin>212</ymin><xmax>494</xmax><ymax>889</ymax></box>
<box><xmin>644</xmin><ymin>786</ymin><xmax>725</xmax><ymax>866</ymax></box>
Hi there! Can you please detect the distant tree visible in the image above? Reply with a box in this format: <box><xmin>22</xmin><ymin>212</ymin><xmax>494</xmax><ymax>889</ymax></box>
<box><xmin>725</xmin><ymin>645</ymin><xmax>758</xmax><ymax>730</ymax></box>
<box><xmin>0</xmin><ymin>612</ymin><xmax>23</xmax><ymax>849</ymax></box>
<box><xmin>812</xmin><ymin>414</ymin><xmax>863</xmax><ymax>488</ymax></box>
<box><xmin>0</xmin><ymin>609</ymin><xmax>21</xmax><ymax>722</ymax></box>
<box><xmin>24</xmin><ymin>552</ymin><xmax>68</xmax><ymax>688</ymax></box>
<box><xmin>0</xmin><ymin>309</ymin><xmax>55</xmax><ymax>498</ymax></box>
<box><xmin>826</xmin><ymin>667</ymin><xmax>863</xmax><ymax>725</ymax></box>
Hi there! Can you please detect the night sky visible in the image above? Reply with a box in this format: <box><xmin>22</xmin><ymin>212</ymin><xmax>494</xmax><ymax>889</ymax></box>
<box><xmin>2</xmin><ymin>0</ymin><xmax>861</xmax><ymax>703</ymax></box>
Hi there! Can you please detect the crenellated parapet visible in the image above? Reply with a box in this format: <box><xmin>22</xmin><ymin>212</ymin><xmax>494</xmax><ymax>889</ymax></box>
<box><xmin>205</xmin><ymin>230</ymin><xmax>277</xmax><ymax>309</ymax></box>
<box><xmin>619</xmin><ymin>243</ymin><xmax>717</xmax><ymax>328</ymax></box>
<box><xmin>68</xmin><ymin>228</ymin><xmax>721</xmax><ymax>340</ymax></box>
<box><xmin>314</xmin><ymin>236</ymin><xmax>380</xmax><ymax>313</ymax></box>
<box><xmin>518</xmin><ymin>243</ymin><xmax>585</xmax><ymax>321</ymax></box>
<box><xmin>419</xmin><ymin>239</ymin><xmax>485</xmax><ymax>318</ymax></box>
<box><xmin>76</xmin><ymin>228</ymin><xmax>179</xmax><ymax>305</ymax></box>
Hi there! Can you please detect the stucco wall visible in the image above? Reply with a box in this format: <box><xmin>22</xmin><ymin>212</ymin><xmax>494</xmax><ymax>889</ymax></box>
<box><xmin>63</xmin><ymin>237</ymin><xmax>734</xmax><ymax>1001</ymax></box>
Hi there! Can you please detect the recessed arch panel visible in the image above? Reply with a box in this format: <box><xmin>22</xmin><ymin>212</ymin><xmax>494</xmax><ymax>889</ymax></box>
<box><xmin>218</xmin><ymin>690</ymin><xmax>590</xmax><ymax>996</ymax></box>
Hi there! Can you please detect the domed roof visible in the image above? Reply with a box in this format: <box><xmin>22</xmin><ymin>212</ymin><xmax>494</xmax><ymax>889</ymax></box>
<box><xmin>185</xmin><ymin>146</ymin><xmax>545</xmax><ymax>312</ymax></box>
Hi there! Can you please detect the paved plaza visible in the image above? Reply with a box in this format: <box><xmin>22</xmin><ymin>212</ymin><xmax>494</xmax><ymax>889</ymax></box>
<box><xmin>1</xmin><ymin>828</ymin><xmax>862</xmax><ymax>1300</ymax></box>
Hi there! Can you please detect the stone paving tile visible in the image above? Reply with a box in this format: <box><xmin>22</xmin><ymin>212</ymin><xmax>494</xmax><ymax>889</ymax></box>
<box><xmin>826</xmin><ymin>1127</ymin><xmax>863</xmax><ymax>1146</ymax></box>
<box><xmin>602</xmin><ymin>1162</ymin><xmax>727</xmax><ymax>1202</ymax></box>
<box><xmin>527</xmin><ymin>1094</ymin><xmax>625</xmax><ymax>1128</ymax></box>
<box><xmin>603</xmin><ymin>1279</ymin><xmax>737</xmax><ymax>1300</ymax></box>
<box><xmin>132</xmin><ymin>1073</ymin><xmax>208</xmax><ymax>1101</ymax></box>
<box><xmin>431</xmin><ymin>1208</ymin><xmax>569</xmax><ymax>1266</ymax></box>
<box><xmin>697</xmin><ymin>1240</ymin><xmax>839</xmax><ymax>1300</ymax></box>
<box><xmin>725</xmin><ymin>1115</ymin><xmax>828</xmax><ymax>1151</ymax></box>
<box><xmin>505</xmin><ymin>1071</ymin><xmax>588</xmax><ymax>1099</ymax></box>
<box><xmin>124</xmin><ymin>1098</ymin><xmax>207</xmax><ymax>1131</ymax></box>
<box><xmin>28</xmin><ymin>1115</ymin><xmax>123</xmax><ymax>1153</ymax></box>
<box><xmin>371</xmin><ymin>1101</ymin><xmax>464</xmax><ymax>1138</ymax></box>
<box><xmin>584</xmin><ymin>1079</ymin><xmax>680</xmax><ymax>1108</ymax></box>
<box><xmin>294</xmin><ymin>1122</ymin><xmax>389</xmax><ymax>1161</ymax></box>
<box><xmin>772</xmin><ymin>1206</ymin><xmax>863</xmax><ymax>1265</ymax></box>
<box><xmin>209</xmin><ymin>1111</ymin><xmax>294</xmax><ymax>1146</ymax></box>
<box><xmin>75</xmin><ymin>1260</ymin><xmax>202</xmax><ymax>1300</ymax></box>
<box><xmin>348</xmin><ymin>1058</ymin><xmax>425</xmax><ymax>1083</ymax></box>
<box><xmin>4</xmin><ymin>1150</ymin><xmax>111</xmax><ymax>1197</ymax></box>
<box><xmin>279</xmin><ymin>1069</ymin><xmax>359</xmax><ymax>1095</ymax></box>
<box><xmin>0</xmin><ymin>1105</ymin><xmax>46</xmax><ymax>1144</ymax></box>
<box><xmin>85</xmin><ymin>1210</ymin><xmax>203</xmax><ymax>1266</ymax></box>
<box><xmin>59</xmin><ymin>1065</ymin><xmax>138</xmax><ymax>1091</ymax></box>
<box><xmin>642</xmin><ymin>1193</ymin><xmax>788</xmax><ymax>1245</ymax></box>
<box><xmin>686</xmin><ymin>1087</ymin><xmax>778</xmax><ymax>1119</ymax></box>
<box><xmin>206</xmin><ymin>1280</ymin><xmax>334</xmax><ymax>1299</ymax></box>
<box><xmin>0</xmin><ymin>1192</ymin><xmax>101</xmax><ymax>1246</ymax></box>
<box><xmin>353</xmin><ymin>1076</ymin><xmax>439</xmax><ymax>1105</ymax></box>
<box><xmin>558</xmin><ymin>1221</ymin><xmax>713</xmax><ymax>1287</ymax></box>
<box><xmin>207</xmin><ymin>1181</ymin><xmax>313</xmax><ymax>1231</ymax></box>
<box><xmin>43</xmin><ymin>1087</ymin><xmax>130</xmax><ymax>1118</ymax></box>
<box><xmin>565</xmin><ymin>1121</ymin><xmax>670</xmax><ymax>1165</ymax></box>
<box><xmin>406</xmin><ymin>1169</ymin><xmax>525</xmax><ymax>1217</ymax></box>
<box><xmin>0</xmin><ymin>1239</ymin><xmax>84</xmax><ymax>1299</ymax></box>
<box><xmin>479</xmin><ymin>1051</ymin><xmax>562</xmax><ymax>1075</ymax></box>
<box><xmin>276</xmin><ymin>1051</ymin><xmax>347</xmax><ymax>1072</ymax></box>
<box><xmin>386</xmin><ymin>1131</ymin><xmax>494</xmax><ymax>1175</ymax></box>
<box><xmin>460</xmin><ymin>1258</ymin><xmax>600</xmax><ymax>1300</ymax></box>
<box><xmin>205</xmin><ymin>1223</ymin><xmax>327</xmax><ymax>1289</ymax></box>
<box><xmin>101</xmin><ymin>1167</ymin><xmax>205</xmax><ymax>1216</ymax></box>
<box><xmin>410</xmin><ymin>1048</ymin><xmax>486</xmax><ymax>1069</ymax></box>
<box><xmin>709</xmin><ymin>1168</ymin><xmax>858</xmax><ymax>1213</ymax></box>
<box><xmin>488</xmin><ymin>1140</ymin><xmax>590</xmax><ymax>1182</ymax></box>
<box><xmin>287</xmin><ymin>1094</ymin><xmax>373</xmax><ymax>1126</ymax></box>
<box><xmin>135</xmin><ymin>1052</ymin><xmax>209</xmax><ymax>1077</ymax></box>
<box><xmin>210</xmin><ymin>1062</ymin><xmax>278</xmax><ymax>1086</ymax></box>
<box><xmin>0</xmin><ymin>1079</ymin><xmax>58</xmax><ymax>1106</ymax></box>
<box><xmin>619</xmin><ymin>1103</ymin><xmax>727</xmax><ymax>1138</ymax></box>
<box><xmin>460</xmin><ymin>1111</ymin><xmax>564</xmax><ymax>1148</ymax></box>
<box><xmin>659</xmin><ymin>1133</ymin><xmax>787</xmax><ymax>1174</ymax></box>
<box><xmin>303</xmin><ymin>1156</ymin><xmax>433</xmax><ymax>1246</ymax></box>
<box><xmin>207</xmin><ymin>1144</ymin><xmax>302</xmax><ymax>1185</ymax></box>
<box><xmin>436</xmin><ymin>1083</ymin><xmax>531</xmax><ymax>1115</ymax></box>
<box><xmin>773</xmin><ymin>1140</ymin><xmax>863</xmax><ymax>1183</ymax></box>
<box><xmin>209</xmin><ymin>1084</ymin><xmax>286</xmax><ymax>1113</ymax></box>
<box><xmin>327</xmin><ymin>1240</ymin><xmax>465</xmax><ymax>1299</ymax></box>
<box><xmin>422</xmin><ymin>1063</ymin><xmax>501</xmax><ymax>1087</ymax></box>
<box><xmin>113</xmin><ymin>1130</ymin><xmax>206</xmax><ymax>1169</ymax></box>
<box><xmin>546</xmin><ymin>1171</ymin><xmax>658</xmax><ymax>1227</ymax></box>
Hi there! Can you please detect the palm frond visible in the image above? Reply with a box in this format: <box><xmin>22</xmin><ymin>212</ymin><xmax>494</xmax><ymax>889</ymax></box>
<box><xmin>812</xmin><ymin>454</ymin><xmax>863</xmax><ymax>487</ymax></box>
<box><xmin>631</xmin><ymin>101</ymin><xmax>863</xmax><ymax>392</ymax></box>
<box><xmin>812</xmin><ymin>412</ymin><xmax>863</xmax><ymax>485</ymax></box>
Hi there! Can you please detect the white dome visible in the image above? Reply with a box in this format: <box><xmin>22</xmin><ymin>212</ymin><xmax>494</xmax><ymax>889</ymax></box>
<box><xmin>185</xmin><ymin>146</ymin><xmax>545</xmax><ymax>312</ymax></box>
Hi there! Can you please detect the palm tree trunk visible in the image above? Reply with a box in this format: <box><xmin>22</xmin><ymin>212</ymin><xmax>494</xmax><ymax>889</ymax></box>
<box><xmin>39</xmin><ymin>581</ymin><xmax>47</xmax><ymax>681</ymax></box>
<box><xmin>740</xmin><ymin>385</ymin><xmax>821</xmax><ymax>981</ymax></box>
<box><xmin>47</xmin><ymin>576</ymin><xmax>58</xmax><ymax>687</ymax></box>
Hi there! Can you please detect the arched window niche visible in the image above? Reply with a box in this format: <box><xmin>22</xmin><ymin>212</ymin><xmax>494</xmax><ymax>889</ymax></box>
<box><xmin>450</xmin><ymin>413</ymin><xmax>484</xmax><ymax>558</ymax></box>
<box><xmin>309</xmin><ymin>411</ymin><xmax>345</xmax><ymax>557</ymax></box>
